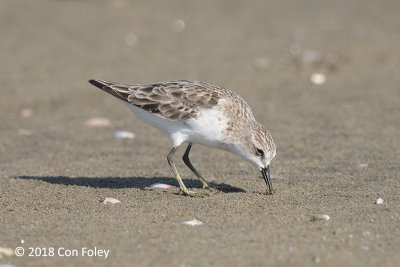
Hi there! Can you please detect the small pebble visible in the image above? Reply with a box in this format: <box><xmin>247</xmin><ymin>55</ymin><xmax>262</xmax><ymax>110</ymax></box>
<box><xmin>376</xmin><ymin>198</ymin><xmax>384</xmax><ymax>205</ymax></box>
<box><xmin>183</xmin><ymin>219</ymin><xmax>203</xmax><ymax>226</ymax></box>
<box><xmin>150</xmin><ymin>183</ymin><xmax>174</xmax><ymax>189</ymax></box>
<box><xmin>171</xmin><ymin>19</ymin><xmax>185</xmax><ymax>33</ymax></box>
<box><xmin>310</xmin><ymin>73</ymin><xmax>326</xmax><ymax>85</ymax></box>
<box><xmin>312</xmin><ymin>214</ymin><xmax>330</xmax><ymax>221</ymax></box>
<box><xmin>18</xmin><ymin>129</ymin><xmax>32</xmax><ymax>136</ymax></box>
<box><xmin>0</xmin><ymin>247</ymin><xmax>13</xmax><ymax>257</ymax></box>
<box><xmin>20</xmin><ymin>108</ymin><xmax>33</xmax><ymax>118</ymax></box>
<box><xmin>103</xmin><ymin>197</ymin><xmax>121</xmax><ymax>204</ymax></box>
<box><xmin>85</xmin><ymin>117</ymin><xmax>110</xmax><ymax>127</ymax></box>
<box><xmin>114</xmin><ymin>130</ymin><xmax>135</xmax><ymax>139</ymax></box>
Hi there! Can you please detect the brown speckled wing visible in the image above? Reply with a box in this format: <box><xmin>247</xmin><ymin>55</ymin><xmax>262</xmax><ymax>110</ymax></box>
<box><xmin>89</xmin><ymin>79</ymin><xmax>220</xmax><ymax>121</ymax></box>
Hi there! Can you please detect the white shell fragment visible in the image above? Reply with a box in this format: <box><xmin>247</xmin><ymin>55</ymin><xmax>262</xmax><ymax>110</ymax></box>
<box><xmin>103</xmin><ymin>197</ymin><xmax>121</xmax><ymax>204</ymax></box>
<box><xmin>310</xmin><ymin>73</ymin><xmax>326</xmax><ymax>85</ymax></box>
<box><xmin>312</xmin><ymin>214</ymin><xmax>330</xmax><ymax>221</ymax></box>
<box><xmin>183</xmin><ymin>219</ymin><xmax>203</xmax><ymax>226</ymax></box>
<box><xmin>0</xmin><ymin>247</ymin><xmax>14</xmax><ymax>257</ymax></box>
<box><xmin>84</xmin><ymin>117</ymin><xmax>110</xmax><ymax>127</ymax></box>
<box><xmin>114</xmin><ymin>130</ymin><xmax>135</xmax><ymax>139</ymax></box>
<box><xmin>171</xmin><ymin>19</ymin><xmax>185</xmax><ymax>33</ymax></box>
<box><xmin>150</xmin><ymin>183</ymin><xmax>174</xmax><ymax>189</ymax></box>
<box><xmin>376</xmin><ymin>198</ymin><xmax>384</xmax><ymax>205</ymax></box>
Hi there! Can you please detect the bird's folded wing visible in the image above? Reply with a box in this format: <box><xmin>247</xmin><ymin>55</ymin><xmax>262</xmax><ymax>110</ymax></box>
<box><xmin>89</xmin><ymin>80</ymin><xmax>220</xmax><ymax>121</ymax></box>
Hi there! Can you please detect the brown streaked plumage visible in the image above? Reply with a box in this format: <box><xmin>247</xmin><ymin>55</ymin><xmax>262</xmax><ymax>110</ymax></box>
<box><xmin>89</xmin><ymin>79</ymin><xmax>276</xmax><ymax>196</ymax></box>
<box><xmin>89</xmin><ymin>79</ymin><xmax>253</xmax><ymax>122</ymax></box>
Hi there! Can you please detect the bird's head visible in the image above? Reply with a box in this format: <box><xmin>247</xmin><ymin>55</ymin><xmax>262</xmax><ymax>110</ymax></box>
<box><xmin>230</xmin><ymin>122</ymin><xmax>276</xmax><ymax>194</ymax></box>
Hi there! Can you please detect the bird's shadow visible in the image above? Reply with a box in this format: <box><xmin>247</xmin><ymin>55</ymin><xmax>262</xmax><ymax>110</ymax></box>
<box><xmin>16</xmin><ymin>176</ymin><xmax>245</xmax><ymax>193</ymax></box>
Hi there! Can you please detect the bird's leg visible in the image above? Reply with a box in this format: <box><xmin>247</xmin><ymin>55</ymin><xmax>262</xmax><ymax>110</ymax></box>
<box><xmin>182</xmin><ymin>143</ymin><xmax>212</xmax><ymax>190</ymax></box>
<box><xmin>167</xmin><ymin>146</ymin><xmax>195</xmax><ymax>196</ymax></box>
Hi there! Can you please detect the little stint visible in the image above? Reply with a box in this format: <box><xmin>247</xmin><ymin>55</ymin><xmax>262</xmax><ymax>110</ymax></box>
<box><xmin>89</xmin><ymin>79</ymin><xmax>276</xmax><ymax>196</ymax></box>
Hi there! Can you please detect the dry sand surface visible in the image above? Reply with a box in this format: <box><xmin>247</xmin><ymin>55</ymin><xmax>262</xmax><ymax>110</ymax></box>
<box><xmin>1</xmin><ymin>0</ymin><xmax>400</xmax><ymax>266</ymax></box>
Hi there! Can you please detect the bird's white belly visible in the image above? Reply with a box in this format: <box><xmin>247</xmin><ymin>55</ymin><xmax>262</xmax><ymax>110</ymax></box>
<box><xmin>126</xmin><ymin>103</ymin><xmax>229</xmax><ymax>148</ymax></box>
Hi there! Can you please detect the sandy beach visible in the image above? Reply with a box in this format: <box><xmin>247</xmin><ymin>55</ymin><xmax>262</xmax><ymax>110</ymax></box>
<box><xmin>1</xmin><ymin>0</ymin><xmax>399</xmax><ymax>266</ymax></box>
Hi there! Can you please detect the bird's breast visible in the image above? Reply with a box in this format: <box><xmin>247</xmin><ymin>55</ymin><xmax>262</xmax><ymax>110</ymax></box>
<box><xmin>185</xmin><ymin>106</ymin><xmax>231</xmax><ymax>148</ymax></box>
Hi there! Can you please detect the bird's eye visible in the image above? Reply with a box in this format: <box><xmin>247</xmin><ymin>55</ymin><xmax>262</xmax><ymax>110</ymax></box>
<box><xmin>256</xmin><ymin>148</ymin><xmax>264</xmax><ymax>157</ymax></box>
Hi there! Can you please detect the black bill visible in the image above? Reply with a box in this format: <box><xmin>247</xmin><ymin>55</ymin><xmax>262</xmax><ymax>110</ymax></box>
<box><xmin>261</xmin><ymin>165</ymin><xmax>273</xmax><ymax>195</ymax></box>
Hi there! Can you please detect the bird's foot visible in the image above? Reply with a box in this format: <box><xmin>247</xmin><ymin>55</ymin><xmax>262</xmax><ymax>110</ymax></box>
<box><xmin>179</xmin><ymin>188</ymin><xmax>196</xmax><ymax>197</ymax></box>
<box><xmin>266</xmin><ymin>187</ymin><xmax>275</xmax><ymax>195</ymax></box>
<box><xmin>202</xmin><ymin>184</ymin><xmax>215</xmax><ymax>192</ymax></box>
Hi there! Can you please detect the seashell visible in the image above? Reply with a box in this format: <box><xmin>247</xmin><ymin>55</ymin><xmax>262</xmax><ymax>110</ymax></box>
<box><xmin>0</xmin><ymin>247</ymin><xmax>14</xmax><ymax>257</ymax></box>
<box><xmin>312</xmin><ymin>214</ymin><xmax>330</xmax><ymax>221</ymax></box>
<box><xmin>114</xmin><ymin>130</ymin><xmax>135</xmax><ymax>139</ymax></box>
<box><xmin>376</xmin><ymin>198</ymin><xmax>384</xmax><ymax>205</ymax></box>
<box><xmin>103</xmin><ymin>197</ymin><xmax>121</xmax><ymax>204</ymax></box>
<box><xmin>150</xmin><ymin>183</ymin><xmax>174</xmax><ymax>189</ymax></box>
<box><xmin>310</xmin><ymin>73</ymin><xmax>326</xmax><ymax>85</ymax></box>
<box><xmin>183</xmin><ymin>219</ymin><xmax>203</xmax><ymax>226</ymax></box>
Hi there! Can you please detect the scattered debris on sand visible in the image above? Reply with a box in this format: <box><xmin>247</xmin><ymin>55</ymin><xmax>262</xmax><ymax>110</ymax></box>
<box><xmin>114</xmin><ymin>130</ymin><xmax>135</xmax><ymax>139</ymax></box>
<box><xmin>0</xmin><ymin>247</ymin><xmax>14</xmax><ymax>258</ymax></box>
<box><xmin>151</xmin><ymin>183</ymin><xmax>175</xmax><ymax>189</ymax></box>
<box><xmin>183</xmin><ymin>219</ymin><xmax>203</xmax><ymax>226</ymax></box>
<box><xmin>103</xmin><ymin>197</ymin><xmax>121</xmax><ymax>204</ymax></box>
<box><xmin>310</xmin><ymin>73</ymin><xmax>326</xmax><ymax>85</ymax></box>
<box><xmin>312</xmin><ymin>214</ymin><xmax>330</xmax><ymax>221</ymax></box>
<box><xmin>376</xmin><ymin>198</ymin><xmax>384</xmax><ymax>205</ymax></box>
